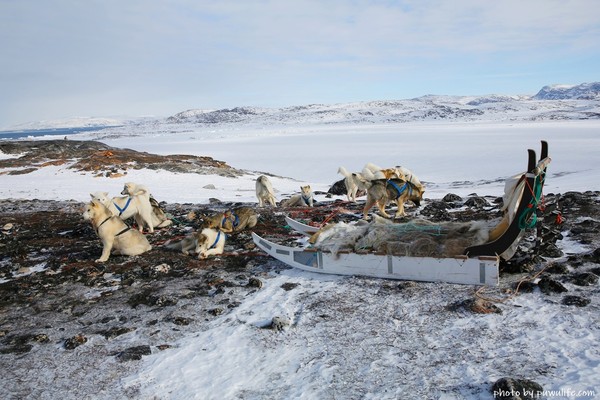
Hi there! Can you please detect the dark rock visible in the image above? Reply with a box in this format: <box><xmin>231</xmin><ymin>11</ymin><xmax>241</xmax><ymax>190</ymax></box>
<box><xmin>0</xmin><ymin>344</ymin><xmax>33</xmax><ymax>354</ymax></box>
<box><xmin>97</xmin><ymin>327</ymin><xmax>136</xmax><ymax>340</ymax></box>
<box><xmin>128</xmin><ymin>290</ymin><xmax>178</xmax><ymax>308</ymax></box>
<box><xmin>442</xmin><ymin>193</ymin><xmax>463</xmax><ymax>203</ymax></box>
<box><xmin>207</xmin><ymin>308</ymin><xmax>224</xmax><ymax>317</ymax></box>
<box><xmin>544</xmin><ymin>263</ymin><xmax>569</xmax><ymax>274</ymax></box>
<box><xmin>539</xmin><ymin>243</ymin><xmax>563</xmax><ymax>258</ymax></box>
<box><xmin>64</xmin><ymin>334</ymin><xmax>87</xmax><ymax>350</ymax></box>
<box><xmin>514</xmin><ymin>281</ymin><xmax>536</xmax><ymax>293</ymax></box>
<box><xmin>562</xmin><ymin>295</ymin><xmax>591</xmax><ymax>307</ymax></box>
<box><xmin>570</xmin><ymin>272</ymin><xmax>599</xmax><ymax>286</ymax></box>
<box><xmin>115</xmin><ymin>345</ymin><xmax>152</xmax><ymax>362</ymax></box>
<box><xmin>447</xmin><ymin>298</ymin><xmax>502</xmax><ymax>314</ymax></box>
<box><xmin>464</xmin><ymin>196</ymin><xmax>489</xmax><ymax>209</ymax></box>
<box><xmin>419</xmin><ymin>201</ymin><xmax>450</xmax><ymax>221</ymax></box>
<box><xmin>265</xmin><ymin>316</ymin><xmax>291</xmax><ymax>331</ymax></box>
<box><xmin>247</xmin><ymin>277</ymin><xmax>263</xmax><ymax>289</ymax></box>
<box><xmin>537</xmin><ymin>276</ymin><xmax>568</xmax><ymax>294</ymax></box>
<box><xmin>491</xmin><ymin>377</ymin><xmax>543</xmax><ymax>400</ymax></box>
<box><xmin>281</xmin><ymin>282</ymin><xmax>300</xmax><ymax>291</ymax></box>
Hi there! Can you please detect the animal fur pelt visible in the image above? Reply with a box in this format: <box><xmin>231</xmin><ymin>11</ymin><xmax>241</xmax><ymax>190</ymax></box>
<box><xmin>312</xmin><ymin>216</ymin><xmax>490</xmax><ymax>257</ymax></box>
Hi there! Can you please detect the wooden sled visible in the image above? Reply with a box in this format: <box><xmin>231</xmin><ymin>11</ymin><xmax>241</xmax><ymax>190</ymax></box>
<box><xmin>253</xmin><ymin>142</ymin><xmax>550</xmax><ymax>286</ymax></box>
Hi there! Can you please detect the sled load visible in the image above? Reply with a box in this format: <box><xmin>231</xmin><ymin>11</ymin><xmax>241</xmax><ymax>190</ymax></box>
<box><xmin>253</xmin><ymin>141</ymin><xmax>551</xmax><ymax>286</ymax></box>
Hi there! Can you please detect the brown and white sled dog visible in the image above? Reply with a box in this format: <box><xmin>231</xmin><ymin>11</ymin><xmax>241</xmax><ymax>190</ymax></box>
<box><xmin>82</xmin><ymin>200</ymin><xmax>152</xmax><ymax>263</ymax></box>
<box><xmin>90</xmin><ymin>182</ymin><xmax>167</xmax><ymax>233</ymax></box>
<box><xmin>201</xmin><ymin>207</ymin><xmax>258</xmax><ymax>233</ymax></box>
<box><xmin>363</xmin><ymin>178</ymin><xmax>425</xmax><ymax>219</ymax></box>
<box><xmin>281</xmin><ymin>185</ymin><xmax>314</xmax><ymax>207</ymax></box>
<box><xmin>165</xmin><ymin>228</ymin><xmax>225</xmax><ymax>259</ymax></box>
<box><xmin>256</xmin><ymin>175</ymin><xmax>277</xmax><ymax>207</ymax></box>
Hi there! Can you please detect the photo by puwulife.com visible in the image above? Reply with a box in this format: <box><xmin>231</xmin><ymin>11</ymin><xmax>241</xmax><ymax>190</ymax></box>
<box><xmin>493</xmin><ymin>387</ymin><xmax>596</xmax><ymax>399</ymax></box>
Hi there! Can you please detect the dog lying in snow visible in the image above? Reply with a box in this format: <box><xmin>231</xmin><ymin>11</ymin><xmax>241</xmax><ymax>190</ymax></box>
<box><xmin>165</xmin><ymin>228</ymin><xmax>225</xmax><ymax>259</ymax></box>
<box><xmin>82</xmin><ymin>200</ymin><xmax>152</xmax><ymax>263</ymax></box>
<box><xmin>200</xmin><ymin>207</ymin><xmax>259</xmax><ymax>233</ymax></box>
<box><xmin>255</xmin><ymin>175</ymin><xmax>277</xmax><ymax>207</ymax></box>
<box><xmin>281</xmin><ymin>185</ymin><xmax>315</xmax><ymax>207</ymax></box>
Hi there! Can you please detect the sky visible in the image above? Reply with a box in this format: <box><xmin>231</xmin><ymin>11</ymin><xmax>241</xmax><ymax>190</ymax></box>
<box><xmin>1</xmin><ymin>0</ymin><xmax>599</xmax><ymax>128</ymax></box>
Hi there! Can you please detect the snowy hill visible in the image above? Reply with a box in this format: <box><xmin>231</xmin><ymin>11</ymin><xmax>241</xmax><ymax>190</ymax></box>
<box><xmin>533</xmin><ymin>82</ymin><xmax>600</xmax><ymax>100</ymax></box>
<box><xmin>164</xmin><ymin>85</ymin><xmax>600</xmax><ymax>127</ymax></box>
<box><xmin>5</xmin><ymin>82</ymin><xmax>599</xmax><ymax>133</ymax></box>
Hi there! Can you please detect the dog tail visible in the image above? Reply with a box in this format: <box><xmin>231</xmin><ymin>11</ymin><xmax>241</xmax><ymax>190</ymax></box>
<box><xmin>164</xmin><ymin>239</ymin><xmax>182</xmax><ymax>250</ymax></box>
<box><xmin>337</xmin><ymin>166</ymin><xmax>351</xmax><ymax>178</ymax></box>
<box><xmin>362</xmin><ymin>163</ymin><xmax>386</xmax><ymax>180</ymax></box>
<box><xmin>353</xmin><ymin>172</ymin><xmax>373</xmax><ymax>188</ymax></box>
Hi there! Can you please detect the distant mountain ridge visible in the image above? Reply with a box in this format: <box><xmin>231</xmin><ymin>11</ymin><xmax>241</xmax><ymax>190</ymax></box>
<box><xmin>6</xmin><ymin>82</ymin><xmax>600</xmax><ymax>131</ymax></box>
<box><xmin>533</xmin><ymin>82</ymin><xmax>600</xmax><ymax>100</ymax></box>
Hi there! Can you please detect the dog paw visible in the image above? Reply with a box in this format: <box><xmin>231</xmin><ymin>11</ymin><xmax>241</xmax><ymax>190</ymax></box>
<box><xmin>95</xmin><ymin>258</ymin><xmax>107</xmax><ymax>263</ymax></box>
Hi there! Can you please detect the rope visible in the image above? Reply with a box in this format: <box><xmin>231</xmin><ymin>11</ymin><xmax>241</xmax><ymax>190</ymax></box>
<box><xmin>474</xmin><ymin>262</ymin><xmax>551</xmax><ymax>304</ymax></box>
<box><xmin>518</xmin><ymin>175</ymin><xmax>543</xmax><ymax>230</ymax></box>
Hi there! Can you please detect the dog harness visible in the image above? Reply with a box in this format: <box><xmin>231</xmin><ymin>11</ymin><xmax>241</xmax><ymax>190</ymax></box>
<box><xmin>113</xmin><ymin>197</ymin><xmax>132</xmax><ymax>216</ymax></box>
<box><xmin>301</xmin><ymin>195</ymin><xmax>312</xmax><ymax>206</ymax></box>
<box><xmin>209</xmin><ymin>230</ymin><xmax>222</xmax><ymax>250</ymax></box>
<box><xmin>95</xmin><ymin>216</ymin><xmax>130</xmax><ymax>237</ymax></box>
<box><xmin>387</xmin><ymin>180</ymin><xmax>411</xmax><ymax>200</ymax></box>
<box><xmin>222</xmin><ymin>213</ymin><xmax>240</xmax><ymax>229</ymax></box>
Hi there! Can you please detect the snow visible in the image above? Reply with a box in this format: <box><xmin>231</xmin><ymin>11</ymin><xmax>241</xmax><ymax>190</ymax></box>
<box><xmin>1</xmin><ymin>110</ymin><xmax>599</xmax><ymax>399</ymax></box>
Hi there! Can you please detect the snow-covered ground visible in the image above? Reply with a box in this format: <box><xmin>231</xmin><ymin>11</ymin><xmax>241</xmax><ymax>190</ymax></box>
<box><xmin>1</xmin><ymin>119</ymin><xmax>599</xmax><ymax>203</ymax></box>
<box><xmin>1</xmin><ymin>109</ymin><xmax>599</xmax><ymax>399</ymax></box>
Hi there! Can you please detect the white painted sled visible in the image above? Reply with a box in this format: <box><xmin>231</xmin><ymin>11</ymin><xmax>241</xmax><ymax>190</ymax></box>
<box><xmin>252</xmin><ymin>231</ymin><xmax>499</xmax><ymax>286</ymax></box>
<box><xmin>253</xmin><ymin>141</ymin><xmax>550</xmax><ymax>287</ymax></box>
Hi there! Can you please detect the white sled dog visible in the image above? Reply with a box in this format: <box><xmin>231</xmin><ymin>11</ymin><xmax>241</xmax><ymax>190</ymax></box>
<box><xmin>282</xmin><ymin>185</ymin><xmax>315</xmax><ymax>207</ymax></box>
<box><xmin>256</xmin><ymin>175</ymin><xmax>277</xmax><ymax>207</ymax></box>
<box><xmin>90</xmin><ymin>182</ymin><xmax>161</xmax><ymax>233</ymax></box>
<box><xmin>91</xmin><ymin>191</ymin><xmax>172</xmax><ymax>232</ymax></box>
<box><xmin>337</xmin><ymin>166</ymin><xmax>370</xmax><ymax>202</ymax></box>
<box><xmin>82</xmin><ymin>200</ymin><xmax>152</xmax><ymax>263</ymax></box>
<box><xmin>165</xmin><ymin>228</ymin><xmax>225</xmax><ymax>259</ymax></box>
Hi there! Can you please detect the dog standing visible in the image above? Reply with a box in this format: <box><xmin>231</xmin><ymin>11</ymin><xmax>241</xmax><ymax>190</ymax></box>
<box><xmin>256</xmin><ymin>175</ymin><xmax>277</xmax><ymax>207</ymax></box>
<box><xmin>337</xmin><ymin>167</ymin><xmax>370</xmax><ymax>202</ymax></box>
<box><xmin>91</xmin><ymin>191</ymin><xmax>171</xmax><ymax>232</ymax></box>
<box><xmin>363</xmin><ymin>179</ymin><xmax>425</xmax><ymax>219</ymax></box>
<box><xmin>82</xmin><ymin>200</ymin><xmax>152</xmax><ymax>263</ymax></box>
<box><xmin>281</xmin><ymin>185</ymin><xmax>314</xmax><ymax>207</ymax></box>
<box><xmin>91</xmin><ymin>182</ymin><xmax>156</xmax><ymax>233</ymax></box>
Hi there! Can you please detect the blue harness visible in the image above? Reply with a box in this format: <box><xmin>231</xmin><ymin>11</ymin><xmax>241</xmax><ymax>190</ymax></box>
<box><xmin>301</xmin><ymin>195</ymin><xmax>312</xmax><ymax>206</ymax></box>
<box><xmin>387</xmin><ymin>180</ymin><xmax>411</xmax><ymax>200</ymax></box>
<box><xmin>209</xmin><ymin>230</ymin><xmax>222</xmax><ymax>249</ymax></box>
<box><xmin>222</xmin><ymin>213</ymin><xmax>240</xmax><ymax>228</ymax></box>
<box><xmin>114</xmin><ymin>197</ymin><xmax>132</xmax><ymax>216</ymax></box>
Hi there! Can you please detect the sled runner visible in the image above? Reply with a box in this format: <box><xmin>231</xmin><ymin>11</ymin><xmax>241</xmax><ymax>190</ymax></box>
<box><xmin>284</xmin><ymin>215</ymin><xmax>319</xmax><ymax>236</ymax></box>
<box><xmin>253</xmin><ymin>142</ymin><xmax>550</xmax><ymax>286</ymax></box>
